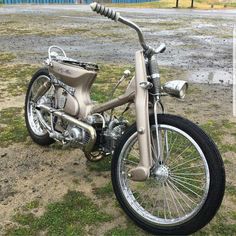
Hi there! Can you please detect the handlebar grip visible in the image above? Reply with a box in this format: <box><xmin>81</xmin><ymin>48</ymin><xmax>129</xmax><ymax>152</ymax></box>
<box><xmin>90</xmin><ymin>2</ymin><xmax>120</xmax><ymax>22</ymax></box>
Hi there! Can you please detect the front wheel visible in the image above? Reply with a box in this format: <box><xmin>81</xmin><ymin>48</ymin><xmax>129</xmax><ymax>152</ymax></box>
<box><xmin>111</xmin><ymin>114</ymin><xmax>225</xmax><ymax>235</ymax></box>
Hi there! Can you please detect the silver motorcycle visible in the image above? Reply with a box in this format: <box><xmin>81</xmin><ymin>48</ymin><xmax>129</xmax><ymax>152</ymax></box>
<box><xmin>25</xmin><ymin>3</ymin><xmax>225</xmax><ymax>235</ymax></box>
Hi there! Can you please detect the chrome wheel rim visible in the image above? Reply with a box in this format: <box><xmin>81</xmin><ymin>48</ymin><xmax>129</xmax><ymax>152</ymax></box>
<box><xmin>27</xmin><ymin>75</ymin><xmax>51</xmax><ymax>136</ymax></box>
<box><xmin>117</xmin><ymin>124</ymin><xmax>210</xmax><ymax>226</ymax></box>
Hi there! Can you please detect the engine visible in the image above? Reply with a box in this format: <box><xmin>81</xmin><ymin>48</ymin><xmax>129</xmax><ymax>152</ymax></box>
<box><xmin>86</xmin><ymin>114</ymin><xmax>128</xmax><ymax>154</ymax></box>
<box><xmin>36</xmin><ymin>82</ymin><xmax>128</xmax><ymax>154</ymax></box>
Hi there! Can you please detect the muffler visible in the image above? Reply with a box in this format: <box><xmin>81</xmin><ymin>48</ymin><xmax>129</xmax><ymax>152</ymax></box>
<box><xmin>37</xmin><ymin>104</ymin><xmax>97</xmax><ymax>152</ymax></box>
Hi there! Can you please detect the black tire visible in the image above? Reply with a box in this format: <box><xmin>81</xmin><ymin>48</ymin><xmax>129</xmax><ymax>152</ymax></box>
<box><xmin>111</xmin><ymin>114</ymin><xmax>225</xmax><ymax>235</ymax></box>
<box><xmin>25</xmin><ymin>68</ymin><xmax>55</xmax><ymax>146</ymax></box>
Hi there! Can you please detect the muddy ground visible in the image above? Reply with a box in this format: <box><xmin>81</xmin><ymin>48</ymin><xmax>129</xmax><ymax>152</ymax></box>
<box><xmin>0</xmin><ymin>5</ymin><xmax>236</xmax><ymax>235</ymax></box>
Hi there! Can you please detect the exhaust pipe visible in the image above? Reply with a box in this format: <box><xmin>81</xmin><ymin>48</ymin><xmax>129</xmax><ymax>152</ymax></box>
<box><xmin>32</xmin><ymin>80</ymin><xmax>51</xmax><ymax>103</ymax></box>
<box><xmin>37</xmin><ymin>104</ymin><xmax>97</xmax><ymax>152</ymax></box>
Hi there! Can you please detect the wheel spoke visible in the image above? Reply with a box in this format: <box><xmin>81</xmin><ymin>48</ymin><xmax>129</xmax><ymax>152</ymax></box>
<box><xmin>170</xmin><ymin>157</ymin><xmax>199</xmax><ymax>171</ymax></box>
<box><xmin>165</xmin><ymin>180</ymin><xmax>183</xmax><ymax>216</ymax></box>
<box><xmin>168</xmin><ymin>143</ymin><xmax>192</xmax><ymax>165</ymax></box>
<box><xmin>163</xmin><ymin>182</ymin><xmax>172</xmax><ymax>219</ymax></box>
<box><xmin>171</xmin><ymin>172</ymin><xmax>205</xmax><ymax>176</ymax></box>
<box><xmin>125</xmin><ymin>159</ymin><xmax>139</xmax><ymax>166</ymax></box>
<box><xmin>167</xmin><ymin>179</ymin><xmax>194</xmax><ymax>210</ymax></box>
<box><xmin>169</xmin><ymin>176</ymin><xmax>202</xmax><ymax>198</ymax></box>
<box><xmin>164</xmin><ymin>130</ymin><xmax>170</xmax><ymax>163</ymax></box>
<box><xmin>172</xmin><ymin>164</ymin><xmax>205</xmax><ymax>173</ymax></box>
<box><xmin>170</xmin><ymin>174</ymin><xmax>204</xmax><ymax>183</ymax></box>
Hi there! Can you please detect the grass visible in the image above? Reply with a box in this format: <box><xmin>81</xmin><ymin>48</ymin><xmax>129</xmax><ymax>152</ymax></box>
<box><xmin>201</xmin><ymin>119</ymin><xmax>236</xmax><ymax>154</ymax></box>
<box><xmin>0</xmin><ymin>15</ymin><xmax>91</xmax><ymax>36</ymax></box>
<box><xmin>24</xmin><ymin>200</ymin><xmax>40</xmax><ymax>210</ymax></box>
<box><xmin>226</xmin><ymin>185</ymin><xmax>236</xmax><ymax>196</ymax></box>
<box><xmin>0</xmin><ymin>52</ymin><xmax>16</xmax><ymax>64</ymax></box>
<box><xmin>0</xmin><ymin>107</ymin><xmax>28</xmax><ymax>147</ymax></box>
<box><xmin>108</xmin><ymin>0</ymin><xmax>234</xmax><ymax>9</ymax></box>
<box><xmin>160</xmin><ymin>66</ymin><xmax>186</xmax><ymax>83</ymax></box>
<box><xmin>0</xmin><ymin>64</ymin><xmax>39</xmax><ymax>97</ymax></box>
<box><xmin>105</xmin><ymin>224</ymin><xmax>143</xmax><ymax>236</ymax></box>
<box><xmin>91</xmin><ymin>64</ymin><xmax>184</xmax><ymax>103</ymax></box>
<box><xmin>194</xmin><ymin>213</ymin><xmax>236</xmax><ymax>235</ymax></box>
<box><xmin>0</xmin><ymin>14</ymin><xmax>124</xmax><ymax>39</ymax></box>
<box><xmin>91</xmin><ymin>64</ymin><xmax>134</xmax><ymax>103</ymax></box>
<box><xmin>86</xmin><ymin>155</ymin><xmax>112</xmax><ymax>172</ymax></box>
<box><xmin>7</xmin><ymin>191</ymin><xmax>112</xmax><ymax>236</ymax></box>
<box><xmin>93</xmin><ymin>181</ymin><xmax>113</xmax><ymax>198</ymax></box>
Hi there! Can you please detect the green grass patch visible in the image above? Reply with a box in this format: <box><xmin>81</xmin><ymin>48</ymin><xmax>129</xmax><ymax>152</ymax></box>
<box><xmin>159</xmin><ymin>66</ymin><xmax>186</xmax><ymax>83</ymax></box>
<box><xmin>226</xmin><ymin>185</ymin><xmax>236</xmax><ymax>196</ymax></box>
<box><xmin>86</xmin><ymin>155</ymin><xmax>112</xmax><ymax>172</ymax></box>
<box><xmin>0</xmin><ymin>107</ymin><xmax>27</xmax><ymax>147</ymax></box>
<box><xmin>0</xmin><ymin>64</ymin><xmax>39</xmax><ymax>96</ymax></box>
<box><xmin>24</xmin><ymin>200</ymin><xmax>40</xmax><ymax>210</ymax></box>
<box><xmin>201</xmin><ymin>119</ymin><xmax>236</xmax><ymax>154</ymax></box>
<box><xmin>93</xmin><ymin>181</ymin><xmax>113</xmax><ymax>198</ymax></box>
<box><xmin>197</xmin><ymin>219</ymin><xmax>236</xmax><ymax>236</ymax></box>
<box><xmin>0</xmin><ymin>15</ymin><xmax>90</xmax><ymax>36</ymax></box>
<box><xmin>91</xmin><ymin>64</ymin><xmax>134</xmax><ymax>103</ymax></box>
<box><xmin>0</xmin><ymin>52</ymin><xmax>16</xmax><ymax>64</ymax></box>
<box><xmin>224</xmin><ymin>2</ymin><xmax>236</xmax><ymax>7</ymax></box>
<box><xmin>7</xmin><ymin>191</ymin><xmax>112</xmax><ymax>236</ymax></box>
<box><xmin>105</xmin><ymin>222</ymin><xmax>146</xmax><ymax>236</ymax></box>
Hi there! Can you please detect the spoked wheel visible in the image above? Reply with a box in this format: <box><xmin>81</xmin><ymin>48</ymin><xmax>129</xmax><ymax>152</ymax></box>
<box><xmin>25</xmin><ymin>68</ymin><xmax>55</xmax><ymax>146</ymax></box>
<box><xmin>112</xmin><ymin>114</ymin><xmax>225</xmax><ymax>235</ymax></box>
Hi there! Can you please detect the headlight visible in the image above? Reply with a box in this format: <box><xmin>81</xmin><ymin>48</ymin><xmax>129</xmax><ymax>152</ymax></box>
<box><xmin>162</xmin><ymin>80</ymin><xmax>188</xmax><ymax>99</ymax></box>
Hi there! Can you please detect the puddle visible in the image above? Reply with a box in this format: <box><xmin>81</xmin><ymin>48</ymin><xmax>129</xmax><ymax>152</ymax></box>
<box><xmin>193</xmin><ymin>23</ymin><xmax>216</xmax><ymax>29</ymax></box>
<box><xmin>187</xmin><ymin>70</ymin><xmax>232</xmax><ymax>85</ymax></box>
<box><xmin>190</xmin><ymin>35</ymin><xmax>215</xmax><ymax>41</ymax></box>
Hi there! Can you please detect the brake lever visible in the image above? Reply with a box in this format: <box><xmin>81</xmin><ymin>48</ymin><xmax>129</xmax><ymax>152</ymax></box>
<box><xmin>155</xmin><ymin>43</ymin><xmax>166</xmax><ymax>54</ymax></box>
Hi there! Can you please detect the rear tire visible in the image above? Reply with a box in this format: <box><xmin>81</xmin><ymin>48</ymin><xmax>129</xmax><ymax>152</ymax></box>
<box><xmin>111</xmin><ymin>114</ymin><xmax>225</xmax><ymax>235</ymax></box>
<box><xmin>25</xmin><ymin>68</ymin><xmax>55</xmax><ymax>146</ymax></box>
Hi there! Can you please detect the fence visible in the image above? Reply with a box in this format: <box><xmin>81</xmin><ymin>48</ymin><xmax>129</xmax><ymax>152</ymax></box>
<box><xmin>3</xmin><ymin>0</ymin><xmax>75</xmax><ymax>3</ymax></box>
<box><xmin>3</xmin><ymin>0</ymin><xmax>157</xmax><ymax>4</ymax></box>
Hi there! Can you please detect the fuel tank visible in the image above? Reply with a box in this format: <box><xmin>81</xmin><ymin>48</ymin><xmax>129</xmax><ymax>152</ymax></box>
<box><xmin>49</xmin><ymin>61</ymin><xmax>97</xmax><ymax>88</ymax></box>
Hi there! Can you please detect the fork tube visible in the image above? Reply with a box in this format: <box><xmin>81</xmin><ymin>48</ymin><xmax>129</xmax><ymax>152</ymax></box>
<box><xmin>129</xmin><ymin>50</ymin><xmax>152</xmax><ymax>181</ymax></box>
<box><xmin>148</xmin><ymin>56</ymin><xmax>163</xmax><ymax>165</ymax></box>
<box><xmin>154</xmin><ymin>100</ymin><xmax>162</xmax><ymax>163</ymax></box>
<box><xmin>148</xmin><ymin>55</ymin><xmax>161</xmax><ymax>98</ymax></box>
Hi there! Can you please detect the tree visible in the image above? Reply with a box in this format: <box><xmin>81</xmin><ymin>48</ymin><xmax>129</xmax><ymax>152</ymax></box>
<box><xmin>176</xmin><ymin>0</ymin><xmax>179</xmax><ymax>8</ymax></box>
<box><xmin>191</xmin><ymin>0</ymin><xmax>194</xmax><ymax>8</ymax></box>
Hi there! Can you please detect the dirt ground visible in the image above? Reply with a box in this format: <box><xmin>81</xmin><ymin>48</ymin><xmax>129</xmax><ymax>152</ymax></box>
<box><xmin>0</xmin><ymin>5</ymin><xmax>235</xmax><ymax>235</ymax></box>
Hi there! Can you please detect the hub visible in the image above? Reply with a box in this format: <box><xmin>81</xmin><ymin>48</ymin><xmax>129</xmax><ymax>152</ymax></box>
<box><xmin>153</xmin><ymin>165</ymin><xmax>170</xmax><ymax>183</ymax></box>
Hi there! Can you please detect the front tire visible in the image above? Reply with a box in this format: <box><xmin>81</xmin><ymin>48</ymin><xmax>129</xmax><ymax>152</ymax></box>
<box><xmin>111</xmin><ymin>114</ymin><xmax>225</xmax><ymax>235</ymax></box>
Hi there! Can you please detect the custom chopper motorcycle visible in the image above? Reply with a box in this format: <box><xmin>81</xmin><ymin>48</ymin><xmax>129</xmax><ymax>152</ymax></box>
<box><xmin>25</xmin><ymin>3</ymin><xmax>225</xmax><ymax>235</ymax></box>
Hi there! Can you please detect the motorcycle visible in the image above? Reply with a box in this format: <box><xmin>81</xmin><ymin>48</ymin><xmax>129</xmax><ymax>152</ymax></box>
<box><xmin>24</xmin><ymin>3</ymin><xmax>225</xmax><ymax>235</ymax></box>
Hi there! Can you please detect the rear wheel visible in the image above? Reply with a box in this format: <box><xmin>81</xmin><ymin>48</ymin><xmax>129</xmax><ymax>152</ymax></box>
<box><xmin>25</xmin><ymin>68</ymin><xmax>55</xmax><ymax>146</ymax></box>
<box><xmin>111</xmin><ymin>114</ymin><xmax>225</xmax><ymax>235</ymax></box>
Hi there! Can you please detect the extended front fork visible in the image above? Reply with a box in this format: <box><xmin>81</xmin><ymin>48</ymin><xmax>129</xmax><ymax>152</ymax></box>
<box><xmin>129</xmin><ymin>51</ymin><xmax>163</xmax><ymax>181</ymax></box>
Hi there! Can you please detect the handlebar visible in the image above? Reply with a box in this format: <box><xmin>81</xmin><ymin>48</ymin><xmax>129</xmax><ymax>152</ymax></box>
<box><xmin>90</xmin><ymin>2</ymin><xmax>120</xmax><ymax>22</ymax></box>
<box><xmin>90</xmin><ymin>2</ymin><xmax>166</xmax><ymax>57</ymax></box>
<box><xmin>90</xmin><ymin>2</ymin><xmax>149</xmax><ymax>51</ymax></box>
